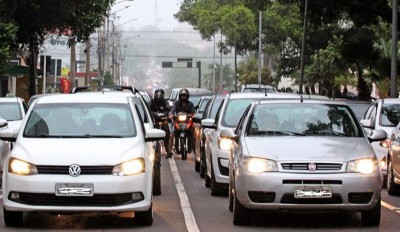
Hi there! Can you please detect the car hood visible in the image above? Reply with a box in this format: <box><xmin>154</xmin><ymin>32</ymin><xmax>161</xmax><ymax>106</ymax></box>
<box><xmin>6</xmin><ymin>120</ymin><xmax>23</xmax><ymax>132</ymax></box>
<box><xmin>12</xmin><ymin>138</ymin><xmax>147</xmax><ymax>165</ymax></box>
<box><xmin>243</xmin><ymin>136</ymin><xmax>374</xmax><ymax>161</ymax></box>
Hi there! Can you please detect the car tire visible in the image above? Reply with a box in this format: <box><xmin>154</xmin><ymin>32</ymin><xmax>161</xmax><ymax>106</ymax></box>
<box><xmin>211</xmin><ymin>162</ymin><xmax>225</xmax><ymax>196</ymax></box>
<box><xmin>205</xmin><ymin>172</ymin><xmax>211</xmax><ymax>188</ymax></box>
<box><xmin>195</xmin><ymin>159</ymin><xmax>200</xmax><ymax>172</ymax></box>
<box><xmin>387</xmin><ymin>160</ymin><xmax>400</xmax><ymax>195</ymax></box>
<box><xmin>153</xmin><ymin>143</ymin><xmax>161</xmax><ymax>196</ymax></box>
<box><xmin>233</xmin><ymin>192</ymin><xmax>250</xmax><ymax>225</ymax></box>
<box><xmin>3</xmin><ymin>208</ymin><xmax>23</xmax><ymax>227</ymax></box>
<box><xmin>228</xmin><ymin>183</ymin><xmax>233</xmax><ymax>212</ymax></box>
<box><xmin>199</xmin><ymin>159</ymin><xmax>206</xmax><ymax>178</ymax></box>
<box><xmin>135</xmin><ymin>204</ymin><xmax>153</xmax><ymax>226</ymax></box>
<box><xmin>361</xmin><ymin>198</ymin><xmax>381</xmax><ymax>227</ymax></box>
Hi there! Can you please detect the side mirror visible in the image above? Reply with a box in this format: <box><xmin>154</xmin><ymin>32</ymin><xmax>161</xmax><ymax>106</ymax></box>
<box><xmin>201</xmin><ymin>118</ymin><xmax>216</xmax><ymax>129</ymax></box>
<box><xmin>360</xmin><ymin>119</ymin><xmax>372</xmax><ymax>128</ymax></box>
<box><xmin>219</xmin><ymin>128</ymin><xmax>238</xmax><ymax>151</ymax></box>
<box><xmin>368</xmin><ymin>130</ymin><xmax>387</xmax><ymax>143</ymax></box>
<box><xmin>0</xmin><ymin>119</ymin><xmax>8</xmax><ymax>129</ymax></box>
<box><xmin>145</xmin><ymin>128</ymin><xmax>166</xmax><ymax>142</ymax></box>
<box><xmin>0</xmin><ymin>127</ymin><xmax>18</xmax><ymax>142</ymax></box>
<box><xmin>192</xmin><ymin>113</ymin><xmax>202</xmax><ymax>123</ymax></box>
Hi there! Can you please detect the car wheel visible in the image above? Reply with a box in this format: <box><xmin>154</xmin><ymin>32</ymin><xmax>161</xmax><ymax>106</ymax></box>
<box><xmin>3</xmin><ymin>207</ymin><xmax>23</xmax><ymax>227</ymax></box>
<box><xmin>135</xmin><ymin>204</ymin><xmax>153</xmax><ymax>226</ymax></box>
<box><xmin>361</xmin><ymin>198</ymin><xmax>381</xmax><ymax>227</ymax></box>
<box><xmin>199</xmin><ymin>159</ymin><xmax>206</xmax><ymax>178</ymax></box>
<box><xmin>228</xmin><ymin>183</ymin><xmax>233</xmax><ymax>212</ymax></box>
<box><xmin>233</xmin><ymin>192</ymin><xmax>250</xmax><ymax>225</ymax></box>
<box><xmin>205</xmin><ymin>171</ymin><xmax>211</xmax><ymax>188</ymax></box>
<box><xmin>153</xmin><ymin>144</ymin><xmax>161</xmax><ymax>196</ymax></box>
<box><xmin>211</xmin><ymin>162</ymin><xmax>225</xmax><ymax>196</ymax></box>
<box><xmin>387</xmin><ymin>160</ymin><xmax>400</xmax><ymax>195</ymax></box>
<box><xmin>195</xmin><ymin>159</ymin><xmax>200</xmax><ymax>172</ymax></box>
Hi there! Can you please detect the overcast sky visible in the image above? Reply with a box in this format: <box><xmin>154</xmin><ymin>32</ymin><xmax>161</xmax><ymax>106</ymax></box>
<box><xmin>111</xmin><ymin>0</ymin><xmax>189</xmax><ymax>31</ymax></box>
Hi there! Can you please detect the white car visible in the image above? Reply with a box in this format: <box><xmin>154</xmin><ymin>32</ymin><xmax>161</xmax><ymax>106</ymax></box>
<box><xmin>201</xmin><ymin>92</ymin><xmax>299</xmax><ymax>196</ymax></box>
<box><xmin>0</xmin><ymin>97</ymin><xmax>28</xmax><ymax>178</ymax></box>
<box><xmin>221</xmin><ymin>98</ymin><xmax>386</xmax><ymax>226</ymax></box>
<box><xmin>0</xmin><ymin>93</ymin><xmax>165</xmax><ymax>227</ymax></box>
<box><xmin>360</xmin><ymin>98</ymin><xmax>400</xmax><ymax>177</ymax></box>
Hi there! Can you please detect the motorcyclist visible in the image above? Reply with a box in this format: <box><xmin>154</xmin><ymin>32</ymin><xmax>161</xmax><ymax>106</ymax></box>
<box><xmin>150</xmin><ymin>89</ymin><xmax>170</xmax><ymax>156</ymax></box>
<box><xmin>167</xmin><ymin>88</ymin><xmax>195</xmax><ymax>159</ymax></box>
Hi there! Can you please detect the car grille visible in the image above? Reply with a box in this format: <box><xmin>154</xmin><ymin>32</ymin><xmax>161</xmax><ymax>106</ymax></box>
<box><xmin>282</xmin><ymin>180</ymin><xmax>342</xmax><ymax>185</ymax></box>
<box><xmin>281</xmin><ymin>193</ymin><xmax>342</xmax><ymax>204</ymax></box>
<box><xmin>36</xmin><ymin>166</ymin><xmax>113</xmax><ymax>175</ymax></box>
<box><xmin>281</xmin><ymin>163</ymin><xmax>343</xmax><ymax>171</ymax></box>
<box><xmin>9</xmin><ymin>192</ymin><xmax>142</xmax><ymax>206</ymax></box>
<box><xmin>248</xmin><ymin>191</ymin><xmax>275</xmax><ymax>203</ymax></box>
<box><xmin>348</xmin><ymin>192</ymin><xmax>373</xmax><ymax>204</ymax></box>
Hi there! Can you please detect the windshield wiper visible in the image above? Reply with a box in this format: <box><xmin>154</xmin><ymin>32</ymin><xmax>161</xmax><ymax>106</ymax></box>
<box><xmin>305</xmin><ymin>130</ymin><xmax>348</xmax><ymax>137</ymax></box>
<box><xmin>81</xmin><ymin>134</ymin><xmax>124</xmax><ymax>138</ymax></box>
<box><xmin>250</xmin><ymin>131</ymin><xmax>305</xmax><ymax>136</ymax></box>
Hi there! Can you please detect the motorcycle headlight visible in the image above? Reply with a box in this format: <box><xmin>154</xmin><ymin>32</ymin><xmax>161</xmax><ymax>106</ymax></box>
<box><xmin>178</xmin><ymin>114</ymin><xmax>187</xmax><ymax>121</ymax></box>
<box><xmin>346</xmin><ymin>158</ymin><xmax>377</xmax><ymax>175</ymax></box>
<box><xmin>242</xmin><ymin>157</ymin><xmax>278</xmax><ymax>174</ymax></box>
<box><xmin>112</xmin><ymin>158</ymin><xmax>145</xmax><ymax>176</ymax></box>
<box><xmin>8</xmin><ymin>157</ymin><xmax>38</xmax><ymax>175</ymax></box>
<box><xmin>218</xmin><ymin>138</ymin><xmax>233</xmax><ymax>151</ymax></box>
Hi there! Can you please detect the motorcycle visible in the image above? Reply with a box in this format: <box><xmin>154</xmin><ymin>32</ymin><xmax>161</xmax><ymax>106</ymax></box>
<box><xmin>173</xmin><ymin>112</ymin><xmax>193</xmax><ymax>160</ymax></box>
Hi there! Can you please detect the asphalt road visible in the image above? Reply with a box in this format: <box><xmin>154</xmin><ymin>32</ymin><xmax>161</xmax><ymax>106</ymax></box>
<box><xmin>1</xmin><ymin>149</ymin><xmax>400</xmax><ymax>231</ymax></box>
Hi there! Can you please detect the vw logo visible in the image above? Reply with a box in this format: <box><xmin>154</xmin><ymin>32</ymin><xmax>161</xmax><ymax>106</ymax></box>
<box><xmin>69</xmin><ymin>164</ymin><xmax>81</xmax><ymax>177</ymax></box>
<box><xmin>308</xmin><ymin>163</ymin><xmax>317</xmax><ymax>171</ymax></box>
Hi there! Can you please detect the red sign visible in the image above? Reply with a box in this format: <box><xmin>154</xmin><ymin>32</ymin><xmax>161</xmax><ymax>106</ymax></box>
<box><xmin>60</xmin><ymin>78</ymin><xmax>70</xmax><ymax>94</ymax></box>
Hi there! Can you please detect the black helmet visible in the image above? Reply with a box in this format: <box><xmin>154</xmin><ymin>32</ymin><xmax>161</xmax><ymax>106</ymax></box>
<box><xmin>179</xmin><ymin>88</ymin><xmax>190</xmax><ymax>102</ymax></box>
<box><xmin>154</xmin><ymin>89</ymin><xmax>164</xmax><ymax>101</ymax></box>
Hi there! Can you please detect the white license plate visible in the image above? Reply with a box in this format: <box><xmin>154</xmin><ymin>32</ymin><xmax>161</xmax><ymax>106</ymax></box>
<box><xmin>55</xmin><ymin>183</ymin><xmax>94</xmax><ymax>196</ymax></box>
<box><xmin>294</xmin><ymin>186</ymin><xmax>332</xmax><ymax>198</ymax></box>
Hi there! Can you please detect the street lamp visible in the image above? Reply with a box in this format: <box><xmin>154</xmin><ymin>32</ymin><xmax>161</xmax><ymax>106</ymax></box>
<box><xmin>115</xmin><ymin>18</ymin><xmax>138</xmax><ymax>28</ymax></box>
<box><xmin>299</xmin><ymin>0</ymin><xmax>309</xmax><ymax>95</ymax></box>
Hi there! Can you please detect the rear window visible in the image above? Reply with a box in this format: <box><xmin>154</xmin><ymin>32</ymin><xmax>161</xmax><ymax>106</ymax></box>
<box><xmin>0</xmin><ymin>102</ymin><xmax>22</xmax><ymax>121</ymax></box>
<box><xmin>380</xmin><ymin>103</ymin><xmax>400</xmax><ymax>127</ymax></box>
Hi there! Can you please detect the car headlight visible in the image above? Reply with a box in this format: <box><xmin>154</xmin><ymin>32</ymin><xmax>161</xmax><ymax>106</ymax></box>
<box><xmin>218</xmin><ymin>138</ymin><xmax>233</xmax><ymax>151</ymax></box>
<box><xmin>112</xmin><ymin>158</ymin><xmax>145</xmax><ymax>176</ymax></box>
<box><xmin>8</xmin><ymin>158</ymin><xmax>38</xmax><ymax>175</ymax></box>
<box><xmin>243</xmin><ymin>157</ymin><xmax>278</xmax><ymax>174</ymax></box>
<box><xmin>346</xmin><ymin>158</ymin><xmax>377</xmax><ymax>175</ymax></box>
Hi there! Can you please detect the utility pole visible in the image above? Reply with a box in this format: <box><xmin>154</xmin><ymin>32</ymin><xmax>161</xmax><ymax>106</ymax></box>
<box><xmin>299</xmin><ymin>0</ymin><xmax>309</xmax><ymax>95</ymax></box>
<box><xmin>69</xmin><ymin>37</ymin><xmax>76</xmax><ymax>89</ymax></box>
<box><xmin>220</xmin><ymin>32</ymin><xmax>223</xmax><ymax>93</ymax></box>
<box><xmin>257</xmin><ymin>10</ymin><xmax>262</xmax><ymax>85</ymax></box>
<box><xmin>390</xmin><ymin>0</ymin><xmax>398</xmax><ymax>97</ymax></box>
<box><xmin>212</xmin><ymin>35</ymin><xmax>216</xmax><ymax>92</ymax></box>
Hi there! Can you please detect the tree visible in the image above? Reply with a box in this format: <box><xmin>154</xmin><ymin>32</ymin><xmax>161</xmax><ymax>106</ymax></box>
<box><xmin>3</xmin><ymin>0</ymin><xmax>112</xmax><ymax>97</ymax></box>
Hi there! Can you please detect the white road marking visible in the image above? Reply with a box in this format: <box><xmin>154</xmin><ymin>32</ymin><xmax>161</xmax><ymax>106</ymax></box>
<box><xmin>169</xmin><ymin>156</ymin><xmax>200</xmax><ymax>232</ymax></box>
<box><xmin>382</xmin><ymin>201</ymin><xmax>400</xmax><ymax>213</ymax></box>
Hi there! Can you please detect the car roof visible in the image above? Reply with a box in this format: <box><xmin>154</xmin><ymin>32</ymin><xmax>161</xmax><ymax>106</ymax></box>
<box><xmin>379</xmin><ymin>98</ymin><xmax>400</xmax><ymax>104</ymax></box>
<box><xmin>171</xmin><ymin>88</ymin><xmax>213</xmax><ymax>94</ymax></box>
<box><xmin>34</xmin><ymin>93</ymin><xmax>131</xmax><ymax>104</ymax></box>
<box><xmin>0</xmin><ymin>97</ymin><xmax>24</xmax><ymax>103</ymax></box>
<box><xmin>257</xmin><ymin>98</ymin><xmax>347</xmax><ymax>105</ymax></box>
<box><xmin>228</xmin><ymin>92</ymin><xmax>300</xmax><ymax>100</ymax></box>
<box><xmin>242</xmin><ymin>84</ymin><xmax>274</xmax><ymax>88</ymax></box>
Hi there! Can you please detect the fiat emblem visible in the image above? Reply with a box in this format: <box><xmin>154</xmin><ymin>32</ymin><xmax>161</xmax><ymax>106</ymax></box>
<box><xmin>308</xmin><ymin>163</ymin><xmax>317</xmax><ymax>171</ymax></box>
<box><xmin>69</xmin><ymin>164</ymin><xmax>81</xmax><ymax>177</ymax></box>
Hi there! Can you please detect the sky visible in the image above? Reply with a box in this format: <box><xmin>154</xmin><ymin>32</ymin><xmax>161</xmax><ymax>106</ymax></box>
<box><xmin>111</xmin><ymin>0</ymin><xmax>189</xmax><ymax>31</ymax></box>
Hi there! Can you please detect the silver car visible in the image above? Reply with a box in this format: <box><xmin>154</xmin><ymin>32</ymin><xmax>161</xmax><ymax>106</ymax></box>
<box><xmin>221</xmin><ymin>98</ymin><xmax>386</xmax><ymax>226</ymax></box>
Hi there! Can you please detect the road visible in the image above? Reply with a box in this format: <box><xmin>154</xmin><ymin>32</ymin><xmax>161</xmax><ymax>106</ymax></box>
<box><xmin>1</xmin><ymin>151</ymin><xmax>400</xmax><ymax>231</ymax></box>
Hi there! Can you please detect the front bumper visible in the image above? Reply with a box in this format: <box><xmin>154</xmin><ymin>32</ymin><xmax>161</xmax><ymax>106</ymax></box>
<box><xmin>234</xmin><ymin>170</ymin><xmax>382</xmax><ymax>211</ymax></box>
<box><xmin>3</xmin><ymin>172</ymin><xmax>152</xmax><ymax>212</ymax></box>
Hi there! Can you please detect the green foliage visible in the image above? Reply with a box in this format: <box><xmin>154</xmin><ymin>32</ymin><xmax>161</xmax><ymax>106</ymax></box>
<box><xmin>103</xmin><ymin>71</ymin><xmax>115</xmax><ymax>85</ymax></box>
<box><xmin>0</xmin><ymin>21</ymin><xmax>17</xmax><ymax>74</ymax></box>
<box><xmin>237</xmin><ymin>57</ymin><xmax>273</xmax><ymax>86</ymax></box>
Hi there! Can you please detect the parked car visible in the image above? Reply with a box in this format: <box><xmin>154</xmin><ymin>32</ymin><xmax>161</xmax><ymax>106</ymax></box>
<box><xmin>360</xmin><ymin>98</ymin><xmax>400</xmax><ymax>177</ymax></box>
<box><xmin>201</xmin><ymin>92</ymin><xmax>299</xmax><ymax>196</ymax></box>
<box><xmin>220</xmin><ymin>98</ymin><xmax>386</xmax><ymax>226</ymax></box>
<box><xmin>0</xmin><ymin>93</ymin><xmax>165</xmax><ymax>227</ymax></box>
<box><xmin>0</xmin><ymin>97</ymin><xmax>28</xmax><ymax>183</ymax></box>
<box><xmin>386</xmin><ymin>121</ymin><xmax>400</xmax><ymax>195</ymax></box>
<box><xmin>240</xmin><ymin>84</ymin><xmax>277</xmax><ymax>93</ymax></box>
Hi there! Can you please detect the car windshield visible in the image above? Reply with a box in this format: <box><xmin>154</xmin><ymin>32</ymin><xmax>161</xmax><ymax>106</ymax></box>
<box><xmin>222</xmin><ymin>99</ymin><xmax>255</xmax><ymax>127</ymax></box>
<box><xmin>198</xmin><ymin>98</ymin><xmax>211</xmax><ymax>113</ymax></box>
<box><xmin>0</xmin><ymin>102</ymin><xmax>22</xmax><ymax>121</ymax></box>
<box><xmin>247</xmin><ymin>103</ymin><xmax>362</xmax><ymax>137</ymax></box>
<box><xmin>242</xmin><ymin>88</ymin><xmax>275</xmax><ymax>93</ymax></box>
<box><xmin>209</xmin><ymin>98</ymin><xmax>223</xmax><ymax>119</ymax></box>
<box><xmin>380</xmin><ymin>103</ymin><xmax>400</xmax><ymax>127</ymax></box>
<box><xmin>23</xmin><ymin>103</ymin><xmax>136</xmax><ymax>138</ymax></box>
<box><xmin>190</xmin><ymin>95</ymin><xmax>203</xmax><ymax>107</ymax></box>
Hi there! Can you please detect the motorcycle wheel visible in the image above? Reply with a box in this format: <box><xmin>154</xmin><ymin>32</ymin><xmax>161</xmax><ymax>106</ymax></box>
<box><xmin>181</xmin><ymin>138</ymin><xmax>187</xmax><ymax>160</ymax></box>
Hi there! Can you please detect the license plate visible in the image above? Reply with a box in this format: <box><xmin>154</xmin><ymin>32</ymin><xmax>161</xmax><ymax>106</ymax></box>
<box><xmin>55</xmin><ymin>183</ymin><xmax>94</xmax><ymax>197</ymax></box>
<box><xmin>294</xmin><ymin>186</ymin><xmax>332</xmax><ymax>198</ymax></box>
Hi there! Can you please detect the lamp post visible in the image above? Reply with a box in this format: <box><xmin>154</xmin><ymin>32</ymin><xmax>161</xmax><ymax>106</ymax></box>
<box><xmin>390</xmin><ymin>0</ymin><xmax>398</xmax><ymax>98</ymax></box>
<box><xmin>299</xmin><ymin>0</ymin><xmax>309</xmax><ymax>95</ymax></box>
